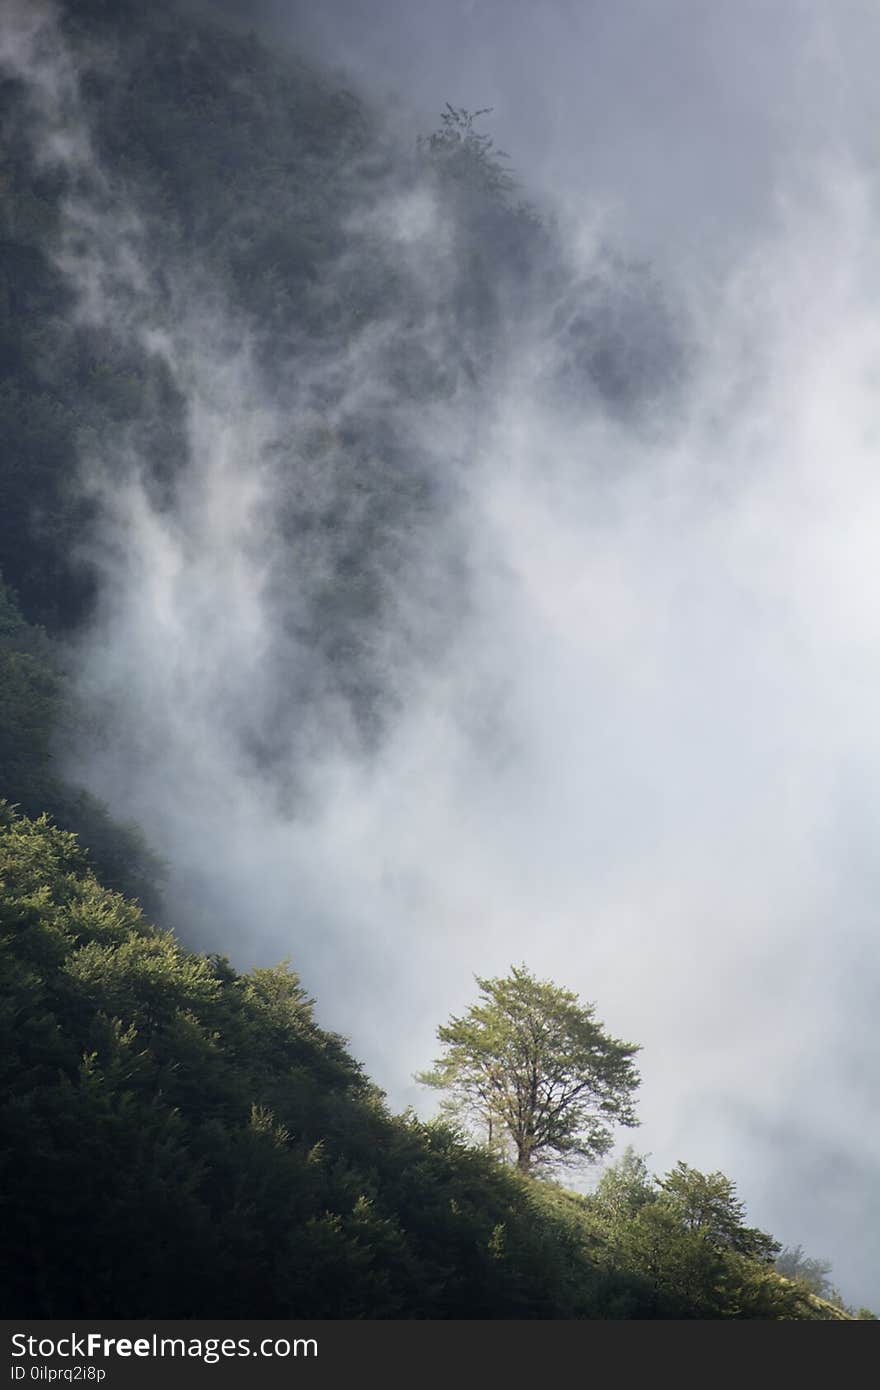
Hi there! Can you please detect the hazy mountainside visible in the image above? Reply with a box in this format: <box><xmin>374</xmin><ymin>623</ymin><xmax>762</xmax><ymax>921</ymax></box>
<box><xmin>0</xmin><ymin>805</ymin><xmax>844</xmax><ymax>1318</ymax></box>
<box><xmin>0</xmin><ymin>578</ymin><xmax>164</xmax><ymax>914</ymax></box>
<box><xmin>0</xmin><ymin>0</ymin><xmax>869</xmax><ymax>1319</ymax></box>
<box><xmin>0</xmin><ymin>0</ymin><xmax>679</xmax><ymax>634</ymax></box>
<box><xmin>0</xmin><ymin>0</ymin><xmax>681</xmax><ymax>906</ymax></box>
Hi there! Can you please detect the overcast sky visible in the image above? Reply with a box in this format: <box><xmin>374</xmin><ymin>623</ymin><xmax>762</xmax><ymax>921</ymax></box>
<box><xmin>214</xmin><ymin>0</ymin><xmax>880</xmax><ymax>271</ymax></box>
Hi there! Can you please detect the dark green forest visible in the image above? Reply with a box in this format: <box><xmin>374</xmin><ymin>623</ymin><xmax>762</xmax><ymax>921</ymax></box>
<box><xmin>0</xmin><ymin>803</ymin><xmax>851</xmax><ymax>1318</ymax></box>
<box><xmin>0</xmin><ymin>0</ymin><xmax>868</xmax><ymax>1318</ymax></box>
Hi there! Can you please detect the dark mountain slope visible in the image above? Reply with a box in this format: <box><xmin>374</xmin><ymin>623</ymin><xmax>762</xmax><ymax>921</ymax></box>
<box><xmin>0</xmin><ymin>804</ymin><xmax>839</xmax><ymax>1318</ymax></box>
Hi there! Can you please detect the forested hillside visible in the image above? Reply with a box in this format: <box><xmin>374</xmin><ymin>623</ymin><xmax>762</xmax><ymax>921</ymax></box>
<box><xmin>0</xmin><ymin>0</ymin><xmax>869</xmax><ymax>1319</ymax></box>
<box><xmin>0</xmin><ymin>805</ymin><xmax>845</xmax><ymax>1318</ymax></box>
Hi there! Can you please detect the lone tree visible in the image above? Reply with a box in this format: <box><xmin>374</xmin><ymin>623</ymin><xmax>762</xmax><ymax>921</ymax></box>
<box><xmin>418</xmin><ymin>964</ymin><xmax>640</xmax><ymax>1174</ymax></box>
<box><xmin>417</xmin><ymin>105</ymin><xmax>519</xmax><ymax>205</ymax></box>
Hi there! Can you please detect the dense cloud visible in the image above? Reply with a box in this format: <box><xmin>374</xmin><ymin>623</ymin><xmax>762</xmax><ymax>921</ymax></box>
<box><xmin>4</xmin><ymin>0</ymin><xmax>880</xmax><ymax>1309</ymax></box>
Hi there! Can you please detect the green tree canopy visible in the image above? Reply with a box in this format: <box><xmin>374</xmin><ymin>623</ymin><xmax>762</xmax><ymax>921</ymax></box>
<box><xmin>658</xmin><ymin>1162</ymin><xmax>781</xmax><ymax>1263</ymax></box>
<box><xmin>774</xmin><ymin>1244</ymin><xmax>836</xmax><ymax>1299</ymax></box>
<box><xmin>418</xmin><ymin>964</ymin><xmax>640</xmax><ymax>1174</ymax></box>
<box><xmin>593</xmin><ymin>1146</ymin><xmax>656</xmax><ymax>1223</ymax></box>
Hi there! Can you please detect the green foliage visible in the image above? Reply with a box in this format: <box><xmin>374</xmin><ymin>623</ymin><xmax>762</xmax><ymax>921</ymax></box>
<box><xmin>0</xmin><ymin>806</ymin><xmax>837</xmax><ymax>1318</ymax></box>
<box><xmin>0</xmin><ymin>807</ymin><xmax>578</xmax><ymax>1316</ymax></box>
<box><xmin>588</xmin><ymin>1150</ymin><xmax>834</xmax><ymax>1319</ymax></box>
<box><xmin>418</xmin><ymin>964</ymin><xmax>640</xmax><ymax>1173</ymax></box>
<box><xmin>774</xmin><ymin>1243</ymin><xmax>835</xmax><ymax>1297</ymax></box>
<box><xmin>658</xmin><ymin>1161</ymin><xmax>781</xmax><ymax>1262</ymax></box>
<box><xmin>593</xmin><ymin>1145</ymin><xmax>655</xmax><ymax>1222</ymax></box>
<box><xmin>774</xmin><ymin>1245</ymin><xmax>877</xmax><ymax>1318</ymax></box>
